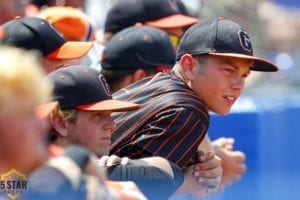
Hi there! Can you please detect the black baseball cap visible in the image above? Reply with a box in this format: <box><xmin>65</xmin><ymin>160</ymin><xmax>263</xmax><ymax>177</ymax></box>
<box><xmin>175</xmin><ymin>0</ymin><xmax>189</xmax><ymax>16</ymax></box>
<box><xmin>176</xmin><ymin>18</ymin><xmax>279</xmax><ymax>72</ymax></box>
<box><xmin>101</xmin><ymin>25</ymin><xmax>175</xmax><ymax>71</ymax></box>
<box><xmin>46</xmin><ymin>65</ymin><xmax>140</xmax><ymax>111</ymax></box>
<box><xmin>104</xmin><ymin>0</ymin><xmax>199</xmax><ymax>33</ymax></box>
<box><xmin>0</xmin><ymin>17</ymin><xmax>93</xmax><ymax>59</ymax></box>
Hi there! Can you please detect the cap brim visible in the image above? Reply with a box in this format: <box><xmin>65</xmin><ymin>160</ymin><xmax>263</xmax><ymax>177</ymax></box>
<box><xmin>76</xmin><ymin>99</ymin><xmax>140</xmax><ymax>112</ymax></box>
<box><xmin>145</xmin><ymin>14</ymin><xmax>199</xmax><ymax>29</ymax></box>
<box><xmin>45</xmin><ymin>41</ymin><xmax>93</xmax><ymax>59</ymax></box>
<box><xmin>35</xmin><ymin>101</ymin><xmax>58</xmax><ymax>118</ymax></box>
<box><xmin>209</xmin><ymin>53</ymin><xmax>279</xmax><ymax>72</ymax></box>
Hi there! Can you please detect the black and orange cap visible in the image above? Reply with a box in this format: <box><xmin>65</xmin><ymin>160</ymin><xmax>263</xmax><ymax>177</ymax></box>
<box><xmin>46</xmin><ymin>65</ymin><xmax>140</xmax><ymax>112</ymax></box>
<box><xmin>0</xmin><ymin>17</ymin><xmax>93</xmax><ymax>60</ymax></box>
<box><xmin>104</xmin><ymin>0</ymin><xmax>199</xmax><ymax>33</ymax></box>
<box><xmin>101</xmin><ymin>25</ymin><xmax>175</xmax><ymax>72</ymax></box>
<box><xmin>176</xmin><ymin>18</ymin><xmax>279</xmax><ymax>72</ymax></box>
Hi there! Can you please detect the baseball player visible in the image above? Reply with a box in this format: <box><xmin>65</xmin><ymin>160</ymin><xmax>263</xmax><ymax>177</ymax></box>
<box><xmin>46</xmin><ymin>65</ymin><xmax>222</xmax><ymax>199</ymax></box>
<box><xmin>110</xmin><ymin>18</ymin><xmax>278</xmax><ymax>172</ymax></box>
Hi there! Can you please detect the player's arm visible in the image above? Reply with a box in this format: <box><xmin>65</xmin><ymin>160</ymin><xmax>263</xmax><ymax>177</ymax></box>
<box><xmin>134</xmin><ymin>107</ymin><xmax>209</xmax><ymax>168</ymax></box>
<box><xmin>107</xmin><ymin>157</ymin><xmax>184</xmax><ymax>200</ymax></box>
<box><xmin>174</xmin><ymin>151</ymin><xmax>222</xmax><ymax>198</ymax></box>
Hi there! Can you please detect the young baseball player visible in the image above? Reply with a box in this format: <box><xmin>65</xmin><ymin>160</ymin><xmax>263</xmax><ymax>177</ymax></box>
<box><xmin>109</xmin><ymin>18</ymin><xmax>278</xmax><ymax>190</ymax></box>
<box><xmin>46</xmin><ymin>65</ymin><xmax>222</xmax><ymax>199</ymax></box>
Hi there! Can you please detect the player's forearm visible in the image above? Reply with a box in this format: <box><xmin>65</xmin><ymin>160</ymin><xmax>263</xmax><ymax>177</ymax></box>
<box><xmin>198</xmin><ymin>134</ymin><xmax>213</xmax><ymax>152</ymax></box>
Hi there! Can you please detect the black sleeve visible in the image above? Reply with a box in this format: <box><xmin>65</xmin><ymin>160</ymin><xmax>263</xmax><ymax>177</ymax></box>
<box><xmin>107</xmin><ymin>161</ymin><xmax>184</xmax><ymax>200</ymax></box>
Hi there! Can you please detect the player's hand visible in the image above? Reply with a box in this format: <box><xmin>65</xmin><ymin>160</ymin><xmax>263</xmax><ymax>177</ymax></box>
<box><xmin>212</xmin><ymin>137</ymin><xmax>247</xmax><ymax>186</ymax></box>
<box><xmin>193</xmin><ymin>151</ymin><xmax>222</xmax><ymax>194</ymax></box>
<box><xmin>174</xmin><ymin>151</ymin><xmax>222</xmax><ymax>198</ymax></box>
<box><xmin>98</xmin><ymin>155</ymin><xmax>129</xmax><ymax>167</ymax></box>
<box><xmin>84</xmin><ymin>154</ymin><xmax>107</xmax><ymax>182</ymax></box>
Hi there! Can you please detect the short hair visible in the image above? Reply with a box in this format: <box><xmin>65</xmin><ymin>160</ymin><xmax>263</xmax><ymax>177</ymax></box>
<box><xmin>101</xmin><ymin>68</ymin><xmax>158</xmax><ymax>93</ymax></box>
<box><xmin>101</xmin><ymin>69</ymin><xmax>136</xmax><ymax>93</ymax></box>
<box><xmin>173</xmin><ymin>54</ymin><xmax>209</xmax><ymax>75</ymax></box>
<box><xmin>193</xmin><ymin>54</ymin><xmax>209</xmax><ymax>67</ymax></box>
<box><xmin>53</xmin><ymin>107</ymin><xmax>78</xmax><ymax>123</ymax></box>
<box><xmin>48</xmin><ymin>106</ymin><xmax>78</xmax><ymax>143</ymax></box>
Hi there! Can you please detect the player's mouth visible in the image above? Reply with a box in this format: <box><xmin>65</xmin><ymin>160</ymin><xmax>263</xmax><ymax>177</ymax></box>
<box><xmin>223</xmin><ymin>95</ymin><xmax>237</xmax><ymax>105</ymax></box>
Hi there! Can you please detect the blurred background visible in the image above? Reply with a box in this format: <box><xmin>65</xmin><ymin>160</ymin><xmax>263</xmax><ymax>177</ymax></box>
<box><xmin>177</xmin><ymin>0</ymin><xmax>300</xmax><ymax>200</ymax></box>
<box><xmin>85</xmin><ymin>0</ymin><xmax>300</xmax><ymax>198</ymax></box>
<box><xmin>88</xmin><ymin>0</ymin><xmax>300</xmax><ymax>98</ymax></box>
<box><xmin>1</xmin><ymin>0</ymin><xmax>299</xmax><ymax>199</ymax></box>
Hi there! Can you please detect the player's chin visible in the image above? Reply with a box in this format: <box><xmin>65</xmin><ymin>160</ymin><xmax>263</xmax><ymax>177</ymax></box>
<box><xmin>211</xmin><ymin>107</ymin><xmax>231</xmax><ymax>115</ymax></box>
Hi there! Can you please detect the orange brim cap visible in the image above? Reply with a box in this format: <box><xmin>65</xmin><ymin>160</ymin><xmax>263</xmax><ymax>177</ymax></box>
<box><xmin>145</xmin><ymin>14</ymin><xmax>199</xmax><ymax>29</ymax></box>
<box><xmin>38</xmin><ymin>6</ymin><xmax>90</xmax><ymax>41</ymax></box>
<box><xmin>176</xmin><ymin>18</ymin><xmax>278</xmax><ymax>72</ymax></box>
<box><xmin>35</xmin><ymin>101</ymin><xmax>58</xmax><ymax>118</ymax></box>
<box><xmin>76</xmin><ymin>99</ymin><xmax>140</xmax><ymax>112</ymax></box>
<box><xmin>45</xmin><ymin>41</ymin><xmax>93</xmax><ymax>59</ymax></box>
<box><xmin>209</xmin><ymin>53</ymin><xmax>279</xmax><ymax>72</ymax></box>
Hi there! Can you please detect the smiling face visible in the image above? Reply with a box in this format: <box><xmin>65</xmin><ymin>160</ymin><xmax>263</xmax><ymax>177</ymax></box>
<box><xmin>182</xmin><ymin>54</ymin><xmax>252</xmax><ymax>115</ymax></box>
<box><xmin>64</xmin><ymin>110</ymin><xmax>116</xmax><ymax>157</ymax></box>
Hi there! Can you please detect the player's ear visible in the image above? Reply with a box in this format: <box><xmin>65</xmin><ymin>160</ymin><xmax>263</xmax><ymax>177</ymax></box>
<box><xmin>49</xmin><ymin>114</ymin><xmax>69</xmax><ymax>138</ymax></box>
<box><xmin>180</xmin><ymin>54</ymin><xmax>197</xmax><ymax>80</ymax></box>
<box><xmin>133</xmin><ymin>69</ymin><xmax>146</xmax><ymax>82</ymax></box>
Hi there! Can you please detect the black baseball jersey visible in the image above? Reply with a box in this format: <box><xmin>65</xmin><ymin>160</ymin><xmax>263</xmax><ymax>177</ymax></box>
<box><xmin>110</xmin><ymin>71</ymin><xmax>210</xmax><ymax>168</ymax></box>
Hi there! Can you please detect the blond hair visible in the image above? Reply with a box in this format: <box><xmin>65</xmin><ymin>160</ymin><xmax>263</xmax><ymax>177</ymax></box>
<box><xmin>0</xmin><ymin>46</ymin><xmax>53</xmax><ymax>113</ymax></box>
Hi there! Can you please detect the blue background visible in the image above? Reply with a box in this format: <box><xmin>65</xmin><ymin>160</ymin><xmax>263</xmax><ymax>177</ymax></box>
<box><xmin>208</xmin><ymin>97</ymin><xmax>300</xmax><ymax>200</ymax></box>
<box><xmin>273</xmin><ymin>0</ymin><xmax>300</xmax><ymax>8</ymax></box>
